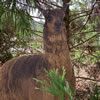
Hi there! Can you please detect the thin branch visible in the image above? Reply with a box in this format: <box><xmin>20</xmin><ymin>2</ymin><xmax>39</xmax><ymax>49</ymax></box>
<box><xmin>49</xmin><ymin>2</ymin><xmax>62</xmax><ymax>8</ymax></box>
<box><xmin>71</xmin><ymin>0</ymin><xmax>97</xmax><ymax>37</ymax></box>
<box><xmin>70</xmin><ymin>13</ymin><xmax>90</xmax><ymax>22</ymax></box>
<box><xmin>70</xmin><ymin>33</ymin><xmax>99</xmax><ymax>49</ymax></box>
<box><xmin>71</xmin><ymin>10</ymin><xmax>90</xmax><ymax>16</ymax></box>
<box><xmin>30</xmin><ymin>30</ymin><xmax>43</xmax><ymax>37</ymax></box>
<box><xmin>33</xmin><ymin>30</ymin><xmax>43</xmax><ymax>34</ymax></box>
<box><xmin>39</xmin><ymin>0</ymin><xmax>53</xmax><ymax>9</ymax></box>
<box><xmin>34</xmin><ymin>20</ymin><xmax>44</xmax><ymax>24</ymax></box>
<box><xmin>70</xmin><ymin>10</ymin><xmax>90</xmax><ymax>17</ymax></box>
<box><xmin>76</xmin><ymin>76</ymin><xmax>100</xmax><ymax>82</ymax></box>
<box><xmin>33</xmin><ymin>33</ymin><xmax>42</xmax><ymax>37</ymax></box>
<box><xmin>16</xmin><ymin>1</ymin><xmax>36</xmax><ymax>9</ymax></box>
<box><xmin>84</xmin><ymin>52</ymin><xmax>100</xmax><ymax>59</ymax></box>
<box><xmin>79</xmin><ymin>30</ymin><xmax>97</xmax><ymax>34</ymax></box>
<box><xmin>71</xmin><ymin>30</ymin><xmax>97</xmax><ymax>36</ymax></box>
<box><xmin>31</xmin><ymin>15</ymin><xmax>44</xmax><ymax>19</ymax></box>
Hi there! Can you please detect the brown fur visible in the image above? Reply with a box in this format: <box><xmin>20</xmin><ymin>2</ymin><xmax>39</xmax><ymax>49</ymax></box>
<box><xmin>0</xmin><ymin>8</ymin><xmax>75</xmax><ymax>100</ymax></box>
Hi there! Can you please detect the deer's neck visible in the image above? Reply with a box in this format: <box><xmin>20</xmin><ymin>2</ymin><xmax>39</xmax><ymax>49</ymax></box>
<box><xmin>43</xmin><ymin>22</ymin><xmax>75</xmax><ymax>92</ymax></box>
<box><xmin>43</xmin><ymin>32</ymin><xmax>71</xmax><ymax>69</ymax></box>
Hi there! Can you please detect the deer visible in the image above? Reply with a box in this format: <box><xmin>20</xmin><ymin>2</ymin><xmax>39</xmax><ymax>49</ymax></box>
<box><xmin>0</xmin><ymin>5</ymin><xmax>76</xmax><ymax>100</ymax></box>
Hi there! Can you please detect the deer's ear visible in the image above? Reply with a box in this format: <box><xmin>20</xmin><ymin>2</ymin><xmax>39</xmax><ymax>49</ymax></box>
<box><xmin>42</xmin><ymin>10</ymin><xmax>49</xmax><ymax>18</ymax></box>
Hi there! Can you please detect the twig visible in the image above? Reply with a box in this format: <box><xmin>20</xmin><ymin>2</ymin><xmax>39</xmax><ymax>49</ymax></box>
<box><xmin>16</xmin><ymin>1</ymin><xmax>36</xmax><ymax>9</ymax></box>
<box><xmin>70</xmin><ymin>13</ymin><xmax>90</xmax><ymax>22</ymax></box>
<box><xmin>70</xmin><ymin>33</ymin><xmax>99</xmax><ymax>49</ymax></box>
<box><xmin>70</xmin><ymin>10</ymin><xmax>90</xmax><ymax>17</ymax></box>
<box><xmin>34</xmin><ymin>20</ymin><xmax>44</xmax><ymax>24</ymax></box>
<box><xmin>78</xmin><ymin>0</ymin><xmax>97</xmax><ymax>33</ymax></box>
<box><xmin>49</xmin><ymin>1</ymin><xmax>62</xmax><ymax>8</ymax></box>
<box><xmin>39</xmin><ymin>0</ymin><xmax>53</xmax><ymax>9</ymax></box>
<box><xmin>30</xmin><ymin>16</ymin><xmax>44</xmax><ymax>19</ymax></box>
<box><xmin>71</xmin><ymin>0</ymin><xmax>97</xmax><ymax>38</ymax></box>
<box><xmin>33</xmin><ymin>31</ymin><xmax>43</xmax><ymax>37</ymax></box>
<box><xmin>76</xmin><ymin>76</ymin><xmax>100</xmax><ymax>82</ymax></box>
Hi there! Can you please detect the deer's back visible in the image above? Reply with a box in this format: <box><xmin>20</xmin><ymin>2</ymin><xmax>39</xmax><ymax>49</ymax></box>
<box><xmin>0</xmin><ymin>54</ymin><xmax>51</xmax><ymax>100</ymax></box>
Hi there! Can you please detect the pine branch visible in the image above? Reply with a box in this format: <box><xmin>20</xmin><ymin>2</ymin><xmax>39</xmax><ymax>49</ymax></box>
<box><xmin>70</xmin><ymin>13</ymin><xmax>90</xmax><ymax>22</ymax></box>
<box><xmin>70</xmin><ymin>33</ymin><xmax>99</xmax><ymax>49</ymax></box>
<box><xmin>16</xmin><ymin>1</ymin><xmax>37</xmax><ymax>9</ymax></box>
<box><xmin>71</xmin><ymin>0</ymin><xmax>97</xmax><ymax>37</ymax></box>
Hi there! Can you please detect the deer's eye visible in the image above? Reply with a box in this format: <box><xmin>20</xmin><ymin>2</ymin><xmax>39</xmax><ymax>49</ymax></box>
<box><xmin>47</xmin><ymin>16</ymin><xmax>52</xmax><ymax>22</ymax></box>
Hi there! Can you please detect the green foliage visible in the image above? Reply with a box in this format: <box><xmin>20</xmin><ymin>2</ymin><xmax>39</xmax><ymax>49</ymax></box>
<box><xmin>70</xmin><ymin>0</ymin><xmax>100</xmax><ymax>69</ymax></box>
<box><xmin>0</xmin><ymin>0</ymin><xmax>43</xmax><ymax>61</ymax></box>
<box><xmin>0</xmin><ymin>2</ymin><xmax>33</xmax><ymax>37</ymax></box>
<box><xmin>90</xmin><ymin>84</ymin><xmax>100</xmax><ymax>100</ymax></box>
<box><xmin>33</xmin><ymin>68</ymin><xmax>73</xmax><ymax>100</ymax></box>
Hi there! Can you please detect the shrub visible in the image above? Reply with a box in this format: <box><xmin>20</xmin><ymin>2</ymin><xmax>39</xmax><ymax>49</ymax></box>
<box><xmin>33</xmin><ymin>67</ymin><xmax>73</xmax><ymax>100</ymax></box>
